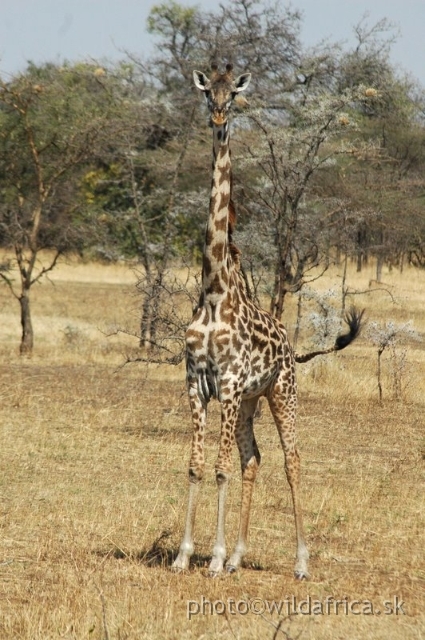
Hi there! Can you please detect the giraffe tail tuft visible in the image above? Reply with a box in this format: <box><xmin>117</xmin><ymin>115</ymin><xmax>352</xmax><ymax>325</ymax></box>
<box><xmin>335</xmin><ymin>306</ymin><xmax>365</xmax><ymax>350</ymax></box>
<box><xmin>294</xmin><ymin>306</ymin><xmax>365</xmax><ymax>363</ymax></box>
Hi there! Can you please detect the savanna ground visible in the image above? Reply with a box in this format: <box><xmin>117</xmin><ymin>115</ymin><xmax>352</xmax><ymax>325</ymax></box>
<box><xmin>0</xmin><ymin>252</ymin><xmax>424</xmax><ymax>640</ymax></box>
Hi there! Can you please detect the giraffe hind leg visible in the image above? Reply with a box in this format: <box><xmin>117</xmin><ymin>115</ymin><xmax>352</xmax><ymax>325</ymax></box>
<box><xmin>226</xmin><ymin>397</ymin><xmax>261</xmax><ymax>573</ymax></box>
<box><xmin>267</xmin><ymin>375</ymin><xmax>309</xmax><ymax>580</ymax></box>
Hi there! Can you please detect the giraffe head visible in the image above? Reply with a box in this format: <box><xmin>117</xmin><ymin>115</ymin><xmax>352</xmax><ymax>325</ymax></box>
<box><xmin>193</xmin><ymin>63</ymin><xmax>251</xmax><ymax>126</ymax></box>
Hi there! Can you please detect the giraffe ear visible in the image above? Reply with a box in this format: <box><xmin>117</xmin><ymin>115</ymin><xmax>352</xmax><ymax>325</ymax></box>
<box><xmin>193</xmin><ymin>70</ymin><xmax>209</xmax><ymax>92</ymax></box>
<box><xmin>234</xmin><ymin>73</ymin><xmax>251</xmax><ymax>93</ymax></box>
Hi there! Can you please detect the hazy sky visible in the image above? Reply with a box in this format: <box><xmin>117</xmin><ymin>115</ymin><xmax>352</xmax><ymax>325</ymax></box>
<box><xmin>0</xmin><ymin>0</ymin><xmax>423</xmax><ymax>85</ymax></box>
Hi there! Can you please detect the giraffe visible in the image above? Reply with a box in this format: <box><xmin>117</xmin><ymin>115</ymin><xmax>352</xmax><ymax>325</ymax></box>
<box><xmin>172</xmin><ymin>63</ymin><xmax>363</xmax><ymax>579</ymax></box>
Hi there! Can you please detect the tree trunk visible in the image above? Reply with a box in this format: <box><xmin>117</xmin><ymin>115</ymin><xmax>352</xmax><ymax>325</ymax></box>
<box><xmin>275</xmin><ymin>273</ymin><xmax>287</xmax><ymax>320</ymax></box>
<box><xmin>376</xmin><ymin>254</ymin><xmax>384</xmax><ymax>283</ymax></box>
<box><xmin>341</xmin><ymin>251</ymin><xmax>348</xmax><ymax>312</ymax></box>
<box><xmin>148</xmin><ymin>273</ymin><xmax>163</xmax><ymax>351</ymax></box>
<box><xmin>270</xmin><ymin>259</ymin><xmax>288</xmax><ymax>320</ymax></box>
<box><xmin>19</xmin><ymin>292</ymin><xmax>33</xmax><ymax>355</ymax></box>
<box><xmin>140</xmin><ymin>293</ymin><xmax>152</xmax><ymax>349</ymax></box>
<box><xmin>356</xmin><ymin>248</ymin><xmax>363</xmax><ymax>272</ymax></box>
<box><xmin>293</xmin><ymin>293</ymin><xmax>303</xmax><ymax>349</ymax></box>
<box><xmin>335</xmin><ymin>244</ymin><xmax>341</xmax><ymax>266</ymax></box>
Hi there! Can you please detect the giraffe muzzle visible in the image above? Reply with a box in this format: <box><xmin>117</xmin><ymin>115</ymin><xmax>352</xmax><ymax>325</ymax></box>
<box><xmin>211</xmin><ymin>110</ymin><xmax>227</xmax><ymax>126</ymax></box>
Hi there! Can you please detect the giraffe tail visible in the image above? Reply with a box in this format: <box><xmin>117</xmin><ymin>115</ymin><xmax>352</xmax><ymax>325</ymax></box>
<box><xmin>294</xmin><ymin>306</ymin><xmax>365</xmax><ymax>364</ymax></box>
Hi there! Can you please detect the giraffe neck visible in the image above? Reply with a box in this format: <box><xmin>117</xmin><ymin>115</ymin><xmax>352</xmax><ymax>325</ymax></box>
<box><xmin>202</xmin><ymin>121</ymin><xmax>233</xmax><ymax>300</ymax></box>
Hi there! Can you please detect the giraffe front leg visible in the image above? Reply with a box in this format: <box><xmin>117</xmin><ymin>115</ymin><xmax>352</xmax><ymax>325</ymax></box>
<box><xmin>208</xmin><ymin>395</ymin><xmax>241</xmax><ymax>577</ymax></box>
<box><xmin>172</xmin><ymin>480</ymin><xmax>201</xmax><ymax>571</ymax></box>
<box><xmin>172</xmin><ymin>382</ymin><xmax>206</xmax><ymax>573</ymax></box>
<box><xmin>226</xmin><ymin>398</ymin><xmax>260</xmax><ymax>573</ymax></box>
<box><xmin>208</xmin><ymin>469</ymin><xmax>229</xmax><ymax>576</ymax></box>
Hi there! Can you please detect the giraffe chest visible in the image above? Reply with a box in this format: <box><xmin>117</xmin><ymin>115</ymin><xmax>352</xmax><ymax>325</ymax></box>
<box><xmin>186</xmin><ymin>305</ymin><xmax>249</xmax><ymax>368</ymax></box>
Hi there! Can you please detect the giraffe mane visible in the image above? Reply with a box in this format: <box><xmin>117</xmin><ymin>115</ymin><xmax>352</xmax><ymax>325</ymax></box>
<box><xmin>228</xmin><ymin>198</ymin><xmax>242</xmax><ymax>267</ymax></box>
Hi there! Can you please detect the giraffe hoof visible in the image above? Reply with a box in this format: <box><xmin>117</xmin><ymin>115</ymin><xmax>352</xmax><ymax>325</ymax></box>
<box><xmin>208</xmin><ymin>570</ymin><xmax>222</xmax><ymax>578</ymax></box>
<box><xmin>294</xmin><ymin>570</ymin><xmax>309</xmax><ymax>581</ymax></box>
<box><xmin>171</xmin><ymin>556</ymin><xmax>190</xmax><ymax>573</ymax></box>
<box><xmin>170</xmin><ymin>565</ymin><xmax>187</xmax><ymax>574</ymax></box>
<box><xmin>225</xmin><ymin>564</ymin><xmax>237</xmax><ymax>574</ymax></box>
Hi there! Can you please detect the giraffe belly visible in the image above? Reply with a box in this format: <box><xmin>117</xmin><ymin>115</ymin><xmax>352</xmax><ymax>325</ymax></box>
<box><xmin>242</xmin><ymin>367</ymin><xmax>279</xmax><ymax>398</ymax></box>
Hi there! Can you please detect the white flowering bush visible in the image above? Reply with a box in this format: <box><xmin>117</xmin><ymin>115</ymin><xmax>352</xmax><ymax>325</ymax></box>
<box><xmin>366</xmin><ymin>320</ymin><xmax>422</xmax><ymax>401</ymax></box>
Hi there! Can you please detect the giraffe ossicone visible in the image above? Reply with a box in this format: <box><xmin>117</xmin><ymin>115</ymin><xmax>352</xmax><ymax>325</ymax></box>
<box><xmin>172</xmin><ymin>64</ymin><xmax>363</xmax><ymax>579</ymax></box>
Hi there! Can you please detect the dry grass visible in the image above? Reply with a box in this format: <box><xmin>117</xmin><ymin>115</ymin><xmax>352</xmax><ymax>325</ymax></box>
<box><xmin>0</xmin><ymin>253</ymin><xmax>424</xmax><ymax>639</ymax></box>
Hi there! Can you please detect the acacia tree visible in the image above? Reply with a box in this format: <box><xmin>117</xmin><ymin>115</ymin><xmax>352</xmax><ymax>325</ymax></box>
<box><xmin>126</xmin><ymin>3</ymin><xmax>214</xmax><ymax>349</ymax></box>
<box><xmin>142</xmin><ymin>0</ymin><xmax>308</xmax><ymax>326</ymax></box>
<box><xmin>80</xmin><ymin>70</ymin><xmax>205</xmax><ymax>350</ymax></box>
<box><xmin>0</xmin><ymin>63</ymin><xmax>120</xmax><ymax>354</ymax></box>
<box><xmin>240</xmin><ymin>87</ymin><xmax>370</xmax><ymax>319</ymax></box>
<box><xmin>235</xmin><ymin>11</ymin><xmax>425</xmax><ymax>314</ymax></box>
<box><xmin>127</xmin><ymin>0</ymin><xmax>425</xmax><ymax>362</ymax></box>
<box><xmin>143</xmin><ymin>2</ymin><xmax>418</xmax><ymax>317</ymax></box>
